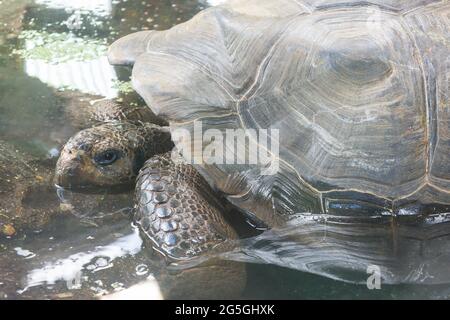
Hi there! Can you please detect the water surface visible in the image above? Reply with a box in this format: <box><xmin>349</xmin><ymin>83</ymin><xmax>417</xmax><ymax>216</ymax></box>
<box><xmin>1</xmin><ymin>0</ymin><xmax>450</xmax><ymax>300</ymax></box>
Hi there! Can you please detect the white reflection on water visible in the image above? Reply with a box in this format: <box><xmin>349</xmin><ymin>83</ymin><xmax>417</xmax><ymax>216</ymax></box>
<box><xmin>14</xmin><ymin>247</ymin><xmax>37</xmax><ymax>259</ymax></box>
<box><xmin>20</xmin><ymin>227</ymin><xmax>142</xmax><ymax>293</ymax></box>
<box><xmin>25</xmin><ymin>55</ymin><xmax>119</xmax><ymax>98</ymax></box>
<box><xmin>221</xmin><ymin>213</ymin><xmax>450</xmax><ymax>285</ymax></box>
<box><xmin>204</xmin><ymin>0</ymin><xmax>229</xmax><ymax>6</ymax></box>
<box><xmin>35</xmin><ymin>0</ymin><xmax>112</xmax><ymax>16</ymax></box>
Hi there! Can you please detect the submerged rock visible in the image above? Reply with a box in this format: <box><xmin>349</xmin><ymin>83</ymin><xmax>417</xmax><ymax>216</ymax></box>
<box><xmin>0</xmin><ymin>140</ymin><xmax>62</xmax><ymax>236</ymax></box>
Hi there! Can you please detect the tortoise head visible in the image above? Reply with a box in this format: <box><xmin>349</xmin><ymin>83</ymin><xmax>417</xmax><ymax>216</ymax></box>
<box><xmin>55</xmin><ymin>122</ymin><xmax>173</xmax><ymax>191</ymax></box>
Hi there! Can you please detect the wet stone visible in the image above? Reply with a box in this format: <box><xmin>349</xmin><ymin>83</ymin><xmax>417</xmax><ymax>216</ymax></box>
<box><xmin>164</xmin><ymin>233</ymin><xmax>178</xmax><ymax>246</ymax></box>
<box><xmin>161</xmin><ymin>220</ymin><xmax>178</xmax><ymax>232</ymax></box>
<box><xmin>153</xmin><ymin>193</ymin><xmax>169</xmax><ymax>204</ymax></box>
<box><xmin>156</xmin><ymin>207</ymin><xmax>172</xmax><ymax>218</ymax></box>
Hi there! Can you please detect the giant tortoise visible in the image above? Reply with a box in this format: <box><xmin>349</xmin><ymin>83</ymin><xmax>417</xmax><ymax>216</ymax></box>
<box><xmin>56</xmin><ymin>0</ymin><xmax>450</xmax><ymax>284</ymax></box>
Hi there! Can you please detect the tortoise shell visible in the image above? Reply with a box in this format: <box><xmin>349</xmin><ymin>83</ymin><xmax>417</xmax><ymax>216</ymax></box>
<box><xmin>109</xmin><ymin>0</ymin><xmax>450</xmax><ymax>225</ymax></box>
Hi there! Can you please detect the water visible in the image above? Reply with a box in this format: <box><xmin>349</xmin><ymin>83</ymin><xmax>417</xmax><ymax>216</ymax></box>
<box><xmin>0</xmin><ymin>0</ymin><xmax>450</xmax><ymax>299</ymax></box>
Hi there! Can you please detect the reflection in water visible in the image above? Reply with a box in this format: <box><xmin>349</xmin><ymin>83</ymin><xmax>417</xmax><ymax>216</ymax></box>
<box><xmin>21</xmin><ymin>226</ymin><xmax>142</xmax><ymax>293</ymax></box>
<box><xmin>14</xmin><ymin>247</ymin><xmax>37</xmax><ymax>259</ymax></box>
<box><xmin>223</xmin><ymin>213</ymin><xmax>450</xmax><ymax>285</ymax></box>
<box><xmin>203</xmin><ymin>0</ymin><xmax>228</xmax><ymax>6</ymax></box>
<box><xmin>25</xmin><ymin>55</ymin><xmax>118</xmax><ymax>98</ymax></box>
<box><xmin>16</xmin><ymin>28</ymin><xmax>117</xmax><ymax>97</ymax></box>
<box><xmin>18</xmin><ymin>0</ymin><xmax>118</xmax><ymax>97</ymax></box>
<box><xmin>2</xmin><ymin>0</ymin><xmax>450</xmax><ymax>300</ymax></box>
<box><xmin>1</xmin><ymin>0</ymin><xmax>224</xmax><ymax>300</ymax></box>
<box><xmin>35</xmin><ymin>0</ymin><xmax>113</xmax><ymax>16</ymax></box>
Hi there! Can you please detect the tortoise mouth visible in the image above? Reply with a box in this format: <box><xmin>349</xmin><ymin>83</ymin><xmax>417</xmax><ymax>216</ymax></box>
<box><xmin>54</xmin><ymin>179</ymin><xmax>135</xmax><ymax>195</ymax></box>
<box><xmin>54</xmin><ymin>167</ymin><xmax>85</xmax><ymax>190</ymax></box>
<box><xmin>54</xmin><ymin>162</ymin><xmax>136</xmax><ymax>194</ymax></box>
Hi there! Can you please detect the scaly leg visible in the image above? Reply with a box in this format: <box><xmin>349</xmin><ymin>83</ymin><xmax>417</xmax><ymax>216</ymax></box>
<box><xmin>134</xmin><ymin>152</ymin><xmax>245</xmax><ymax>299</ymax></box>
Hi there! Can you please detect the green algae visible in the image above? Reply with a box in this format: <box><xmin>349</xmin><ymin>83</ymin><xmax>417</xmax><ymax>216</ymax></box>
<box><xmin>12</xmin><ymin>30</ymin><xmax>107</xmax><ymax>64</ymax></box>
<box><xmin>112</xmin><ymin>80</ymin><xmax>134</xmax><ymax>94</ymax></box>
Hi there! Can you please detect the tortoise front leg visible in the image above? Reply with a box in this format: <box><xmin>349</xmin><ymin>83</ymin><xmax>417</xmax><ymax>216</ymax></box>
<box><xmin>134</xmin><ymin>152</ymin><xmax>246</xmax><ymax>299</ymax></box>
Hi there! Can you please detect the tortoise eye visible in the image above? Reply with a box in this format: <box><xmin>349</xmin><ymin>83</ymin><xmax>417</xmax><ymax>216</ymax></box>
<box><xmin>94</xmin><ymin>150</ymin><xmax>119</xmax><ymax>166</ymax></box>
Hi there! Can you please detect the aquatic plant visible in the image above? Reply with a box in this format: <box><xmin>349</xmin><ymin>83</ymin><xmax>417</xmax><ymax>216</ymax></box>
<box><xmin>12</xmin><ymin>30</ymin><xmax>107</xmax><ymax>64</ymax></box>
